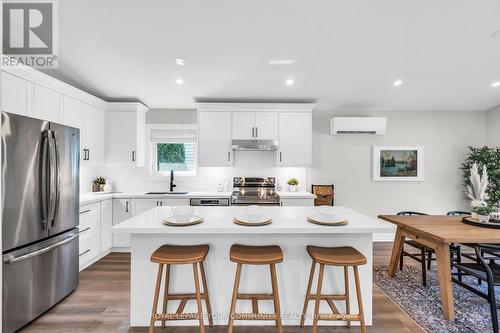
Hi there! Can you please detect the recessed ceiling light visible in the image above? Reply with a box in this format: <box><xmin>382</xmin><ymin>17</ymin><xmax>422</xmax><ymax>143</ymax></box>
<box><xmin>269</xmin><ymin>59</ymin><xmax>295</xmax><ymax>65</ymax></box>
<box><xmin>175</xmin><ymin>58</ymin><xmax>186</xmax><ymax>66</ymax></box>
<box><xmin>175</xmin><ymin>78</ymin><xmax>184</xmax><ymax>85</ymax></box>
<box><xmin>393</xmin><ymin>80</ymin><xmax>403</xmax><ymax>86</ymax></box>
<box><xmin>492</xmin><ymin>81</ymin><xmax>500</xmax><ymax>87</ymax></box>
<box><xmin>490</xmin><ymin>30</ymin><xmax>500</xmax><ymax>39</ymax></box>
<box><xmin>285</xmin><ymin>79</ymin><xmax>294</xmax><ymax>86</ymax></box>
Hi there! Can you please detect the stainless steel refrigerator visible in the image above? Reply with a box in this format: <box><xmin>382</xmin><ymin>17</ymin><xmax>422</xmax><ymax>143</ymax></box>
<box><xmin>1</xmin><ymin>112</ymin><xmax>80</xmax><ymax>333</ymax></box>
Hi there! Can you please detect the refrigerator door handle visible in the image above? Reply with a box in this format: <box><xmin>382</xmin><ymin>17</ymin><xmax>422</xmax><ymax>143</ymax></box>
<box><xmin>40</xmin><ymin>130</ymin><xmax>51</xmax><ymax>229</ymax></box>
<box><xmin>3</xmin><ymin>233</ymin><xmax>79</xmax><ymax>264</ymax></box>
<box><xmin>52</xmin><ymin>131</ymin><xmax>61</xmax><ymax>227</ymax></box>
<box><xmin>47</xmin><ymin>131</ymin><xmax>58</xmax><ymax>226</ymax></box>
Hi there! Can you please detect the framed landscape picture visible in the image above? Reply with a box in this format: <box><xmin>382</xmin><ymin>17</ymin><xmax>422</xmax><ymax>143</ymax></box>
<box><xmin>373</xmin><ymin>146</ymin><xmax>424</xmax><ymax>181</ymax></box>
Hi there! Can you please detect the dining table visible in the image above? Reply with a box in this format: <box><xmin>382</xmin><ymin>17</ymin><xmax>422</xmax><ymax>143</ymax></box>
<box><xmin>378</xmin><ymin>214</ymin><xmax>500</xmax><ymax>321</ymax></box>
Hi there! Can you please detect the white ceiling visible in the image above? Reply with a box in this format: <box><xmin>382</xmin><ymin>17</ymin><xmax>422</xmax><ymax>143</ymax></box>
<box><xmin>43</xmin><ymin>0</ymin><xmax>500</xmax><ymax>111</ymax></box>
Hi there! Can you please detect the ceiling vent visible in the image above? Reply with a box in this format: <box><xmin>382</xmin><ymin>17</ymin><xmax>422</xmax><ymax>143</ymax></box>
<box><xmin>330</xmin><ymin>117</ymin><xmax>387</xmax><ymax>135</ymax></box>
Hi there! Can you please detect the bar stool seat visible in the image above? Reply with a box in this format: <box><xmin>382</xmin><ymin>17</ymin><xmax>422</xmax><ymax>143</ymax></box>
<box><xmin>228</xmin><ymin>244</ymin><xmax>284</xmax><ymax>333</ymax></box>
<box><xmin>307</xmin><ymin>246</ymin><xmax>367</xmax><ymax>266</ymax></box>
<box><xmin>230</xmin><ymin>244</ymin><xmax>283</xmax><ymax>264</ymax></box>
<box><xmin>301</xmin><ymin>246</ymin><xmax>367</xmax><ymax>333</ymax></box>
<box><xmin>151</xmin><ymin>244</ymin><xmax>209</xmax><ymax>264</ymax></box>
<box><xmin>149</xmin><ymin>244</ymin><xmax>212</xmax><ymax>333</ymax></box>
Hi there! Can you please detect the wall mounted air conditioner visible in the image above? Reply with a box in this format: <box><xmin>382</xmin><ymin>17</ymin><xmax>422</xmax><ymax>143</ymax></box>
<box><xmin>330</xmin><ymin>117</ymin><xmax>387</xmax><ymax>135</ymax></box>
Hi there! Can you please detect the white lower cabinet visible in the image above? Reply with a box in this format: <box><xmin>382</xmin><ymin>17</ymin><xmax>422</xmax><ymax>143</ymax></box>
<box><xmin>79</xmin><ymin>200</ymin><xmax>113</xmax><ymax>270</ymax></box>
<box><xmin>78</xmin><ymin>202</ymin><xmax>101</xmax><ymax>270</ymax></box>
<box><xmin>112</xmin><ymin>199</ymin><xmax>133</xmax><ymax>249</ymax></box>
<box><xmin>280</xmin><ymin>198</ymin><xmax>315</xmax><ymax>206</ymax></box>
<box><xmin>100</xmin><ymin>199</ymin><xmax>113</xmax><ymax>252</ymax></box>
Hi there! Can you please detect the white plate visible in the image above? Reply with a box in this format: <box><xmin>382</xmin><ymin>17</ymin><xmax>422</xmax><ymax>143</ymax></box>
<box><xmin>163</xmin><ymin>215</ymin><xmax>203</xmax><ymax>226</ymax></box>
<box><xmin>234</xmin><ymin>215</ymin><xmax>271</xmax><ymax>224</ymax></box>
<box><xmin>307</xmin><ymin>215</ymin><xmax>347</xmax><ymax>224</ymax></box>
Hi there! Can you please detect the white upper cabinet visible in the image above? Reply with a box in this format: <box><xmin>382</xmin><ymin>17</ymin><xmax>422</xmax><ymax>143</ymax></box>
<box><xmin>32</xmin><ymin>84</ymin><xmax>62</xmax><ymax>123</ymax></box>
<box><xmin>232</xmin><ymin>112</ymin><xmax>255</xmax><ymax>140</ymax></box>
<box><xmin>62</xmin><ymin>96</ymin><xmax>105</xmax><ymax>166</ymax></box>
<box><xmin>278</xmin><ymin>112</ymin><xmax>312</xmax><ymax>166</ymax></box>
<box><xmin>1</xmin><ymin>72</ymin><xmax>33</xmax><ymax>116</ymax></box>
<box><xmin>84</xmin><ymin>104</ymin><xmax>105</xmax><ymax>166</ymax></box>
<box><xmin>198</xmin><ymin>111</ymin><xmax>232</xmax><ymax>167</ymax></box>
<box><xmin>62</xmin><ymin>96</ymin><xmax>84</xmax><ymax>129</ymax></box>
<box><xmin>255</xmin><ymin>112</ymin><xmax>278</xmax><ymax>140</ymax></box>
<box><xmin>106</xmin><ymin>103</ymin><xmax>147</xmax><ymax>167</ymax></box>
<box><xmin>232</xmin><ymin>111</ymin><xmax>278</xmax><ymax>140</ymax></box>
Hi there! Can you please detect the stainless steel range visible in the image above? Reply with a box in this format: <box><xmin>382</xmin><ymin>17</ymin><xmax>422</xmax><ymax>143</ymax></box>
<box><xmin>231</xmin><ymin>177</ymin><xmax>280</xmax><ymax>205</ymax></box>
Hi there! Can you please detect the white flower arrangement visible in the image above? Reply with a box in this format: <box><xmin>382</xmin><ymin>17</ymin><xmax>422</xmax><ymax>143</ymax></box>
<box><xmin>467</xmin><ymin>163</ymin><xmax>489</xmax><ymax>204</ymax></box>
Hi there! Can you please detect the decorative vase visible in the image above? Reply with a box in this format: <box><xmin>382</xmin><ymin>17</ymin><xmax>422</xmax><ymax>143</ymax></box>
<box><xmin>103</xmin><ymin>181</ymin><xmax>112</xmax><ymax>193</ymax></box>
<box><xmin>478</xmin><ymin>214</ymin><xmax>490</xmax><ymax>223</ymax></box>
<box><xmin>288</xmin><ymin>185</ymin><xmax>298</xmax><ymax>192</ymax></box>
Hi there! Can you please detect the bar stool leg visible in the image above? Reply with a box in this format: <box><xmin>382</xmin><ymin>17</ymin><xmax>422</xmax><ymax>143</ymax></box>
<box><xmin>199</xmin><ymin>261</ymin><xmax>214</xmax><ymax>327</ymax></box>
<box><xmin>312</xmin><ymin>263</ymin><xmax>325</xmax><ymax>333</ymax></box>
<box><xmin>161</xmin><ymin>264</ymin><xmax>171</xmax><ymax>328</ymax></box>
<box><xmin>344</xmin><ymin>266</ymin><xmax>351</xmax><ymax>327</ymax></box>
<box><xmin>193</xmin><ymin>263</ymin><xmax>205</xmax><ymax>333</ymax></box>
<box><xmin>228</xmin><ymin>263</ymin><xmax>242</xmax><ymax>333</ymax></box>
<box><xmin>270</xmin><ymin>263</ymin><xmax>283</xmax><ymax>333</ymax></box>
<box><xmin>149</xmin><ymin>264</ymin><xmax>164</xmax><ymax>333</ymax></box>
<box><xmin>300</xmin><ymin>260</ymin><xmax>316</xmax><ymax>327</ymax></box>
<box><xmin>353</xmin><ymin>265</ymin><xmax>366</xmax><ymax>333</ymax></box>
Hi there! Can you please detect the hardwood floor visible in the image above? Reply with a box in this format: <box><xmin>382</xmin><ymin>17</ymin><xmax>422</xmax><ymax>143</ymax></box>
<box><xmin>21</xmin><ymin>242</ymin><xmax>424</xmax><ymax>333</ymax></box>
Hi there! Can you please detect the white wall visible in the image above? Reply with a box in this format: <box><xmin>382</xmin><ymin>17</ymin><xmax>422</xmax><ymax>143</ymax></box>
<box><xmin>486</xmin><ymin>105</ymin><xmax>500</xmax><ymax>146</ymax></box>
<box><xmin>308</xmin><ymin>111</ymin><xmax>486</xmax><ymax>218</ymax></box>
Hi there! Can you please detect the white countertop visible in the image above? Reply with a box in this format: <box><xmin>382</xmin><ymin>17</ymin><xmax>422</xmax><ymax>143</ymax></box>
<box><xmin>111</xmin><ymin>206</ymin><xmax>392</xmax><ymax>234</ymax></box>
<box><xmin>80</xmin><ymin>191</ymin><xmax>315</xmax><ymax>205</ymax></box>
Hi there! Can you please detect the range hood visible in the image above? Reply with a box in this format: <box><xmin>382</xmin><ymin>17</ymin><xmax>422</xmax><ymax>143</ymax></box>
<box><xmin>231</xmin><ymin>140</ymin><xmax>278</xmax><ymax>151</ymax></box>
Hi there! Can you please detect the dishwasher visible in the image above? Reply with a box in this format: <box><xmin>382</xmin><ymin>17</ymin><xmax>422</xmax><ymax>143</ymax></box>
<box><xmin>190</xmin><ymin>198</ymin><xmax>230</xmax><ymax>206</ymax></box>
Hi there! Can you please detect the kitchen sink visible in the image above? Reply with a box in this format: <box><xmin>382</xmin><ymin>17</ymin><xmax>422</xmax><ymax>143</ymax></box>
<box><xmin>145</xmin><ymin>192</ymin><xmax>188</xmax><ymax>195</ymax></box>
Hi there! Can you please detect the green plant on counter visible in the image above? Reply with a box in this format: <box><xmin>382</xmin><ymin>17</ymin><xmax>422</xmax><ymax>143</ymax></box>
<box><xmin>472</xmin><ymin>205</ymin><xmax>494</xmax><ymax>216</ymax></box>
<box><xmin>93</xmin><ymin>177</ymin><xmax>106</xmax><ymax>185</ymax></box>
<box><xmin>462</xmin><ymin>146</ymin><xmax>500</xmax><ymax>207</ymax></box>
<box><xmin>287</xmin><ymin>177</ymin><xmax>299</xmax><ymax>186</ymax></box>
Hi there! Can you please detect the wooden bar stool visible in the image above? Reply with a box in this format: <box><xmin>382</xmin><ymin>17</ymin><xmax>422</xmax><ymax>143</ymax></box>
<box><xmin>227</xmin><ymin>244</ymin><xmax>284</xmax><ymax>333</ymax></box>
<box><xmin>149</xmin><ymin>244</ymin><xmax>213</xmax><ymax>333</ymax></box>
<box><xmin>300</xmin><ymin>246</ymin><xmax>367</xmax><ymax>333</ymax></box>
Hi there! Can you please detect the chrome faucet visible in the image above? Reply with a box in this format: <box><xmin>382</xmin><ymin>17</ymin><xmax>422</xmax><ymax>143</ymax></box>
<box><xmin>169</xmin><ymin>169</ymin><xmax>177</xmax><ymax>192</ymax></box>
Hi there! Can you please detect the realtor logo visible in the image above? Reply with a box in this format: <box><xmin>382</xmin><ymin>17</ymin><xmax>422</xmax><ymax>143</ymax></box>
<box><xmin>2</xmin><ymin>0</ymin><xmax>58</xmax><ymax>68</ymax></box>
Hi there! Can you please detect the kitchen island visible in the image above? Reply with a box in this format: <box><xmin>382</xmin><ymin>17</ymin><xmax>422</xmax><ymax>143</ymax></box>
<box><xmin>112</xmin><ymin>206</ymin><xmax>392</xmax><ymax>327</ymax></box>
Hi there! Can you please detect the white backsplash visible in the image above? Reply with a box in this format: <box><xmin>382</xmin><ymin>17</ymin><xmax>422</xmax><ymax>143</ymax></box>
<box><xmin>81</xmin><ymin>151</ymin><xmax>308</xmax><ymax>193</ymax></box>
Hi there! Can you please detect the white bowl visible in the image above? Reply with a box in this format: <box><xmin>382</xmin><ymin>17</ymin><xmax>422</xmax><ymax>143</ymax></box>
<box><xmin>172</xmin><ymin>206</ymin><xmax>195</xmax><ymax>222</ymax></box>
<box><xmin>245</xmin><ymin>205</ymin><xmax>262</xmax><ymax>217</ymax></box>
<box><xmin>317</xmin><ymin>206</ymin><xmax>337</xmax><ymax>219</ymax></box>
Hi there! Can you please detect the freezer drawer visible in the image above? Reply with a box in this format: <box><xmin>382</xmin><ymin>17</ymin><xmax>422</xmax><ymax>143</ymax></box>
<box><xmin>2</xmin><ymin>229</ymin><xmax>79</xmax><ymax>333</ymax></box>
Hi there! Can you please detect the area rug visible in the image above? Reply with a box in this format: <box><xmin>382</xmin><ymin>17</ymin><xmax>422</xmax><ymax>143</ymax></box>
<box><xmin>373</xmin><ymin>265</ymin><xmax>498</xmax><ymax>333</ymax></box>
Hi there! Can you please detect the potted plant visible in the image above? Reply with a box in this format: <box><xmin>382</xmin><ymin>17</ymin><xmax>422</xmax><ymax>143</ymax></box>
<box><xmin>92</xmin><ymin>177</ymin><xmax>106</xmax><ymax>192</ymax></box>
<box><xmin>287</xmin><ymin>177</ymin><xmax>299</xmax><ymax>192</ymax></box>
<box><xmin>472</xmin><ymin>205</ymin><xmax>493</xmax><ymax>223</ymax></box>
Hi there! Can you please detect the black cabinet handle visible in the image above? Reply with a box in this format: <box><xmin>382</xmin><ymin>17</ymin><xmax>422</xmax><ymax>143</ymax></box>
<box><xmin>78</xmin><ymin>226</ymin><xmax>91</xmax><ymax>234</ymax></box>
<box><xmin>125</xmin><ymin>201</ymin><xmax>129</xmax><ymax>213</ymax></box>
<box><xmin>79</xmin><ymin>209</ymin><xmax>91</xmax><ymax>215</ymax></box>
<box><xmin>79</xmin><ymin>249</ymin><xmax>91</xmax><ymax>257</ymax></box>
<box><xmin>87</xmin><ymin>149</ymin><xmax>90</xmax><ymax>161</ymax></box>
<box><xmin>279</xmin><ymin>152</ymin><xmax>282</xmax><ymax>163</ymax></box>
<box><xmin>132</xmin><ymin>151</ymin><xmax>136</xmax><ymax>162</ymax></box>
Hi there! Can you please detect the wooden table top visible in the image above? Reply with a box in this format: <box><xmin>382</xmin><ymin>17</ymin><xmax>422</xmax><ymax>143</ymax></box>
<box><xmin>378</xmin><ymin>215</ymin><xmax>500</xmax><ymax>244</ymax></box>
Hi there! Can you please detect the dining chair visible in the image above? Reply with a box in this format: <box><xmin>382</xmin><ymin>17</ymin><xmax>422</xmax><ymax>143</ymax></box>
<box><xmin>452</xmin><ymin>244</ymin><xmax>500</xmax><ymax>333</ymax></box>
<box><xmin>446</xmin><ymin>211</ymin><xmax>471</xmax><ymax>282</ymax></box>
<box><xmin>397</xmin><ymin>211</ymin><xmax>433</xmax><ymax>286</ymax></box>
